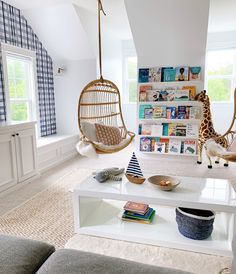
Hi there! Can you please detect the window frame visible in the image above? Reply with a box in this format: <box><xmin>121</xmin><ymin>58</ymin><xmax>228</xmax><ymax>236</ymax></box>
<box><xmin>205</xmin><ymin>48</ymin><xmax>236</xmax><ymax>104</ymax></box>
<box><xmin>1</xmin><ymin>43</ymin><xmax>39</xmax><ymax>129</ymax></box>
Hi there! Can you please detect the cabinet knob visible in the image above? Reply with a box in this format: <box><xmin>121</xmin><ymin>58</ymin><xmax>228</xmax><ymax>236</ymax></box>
<box><xmin>16</xmin><ymin>133</ymin><xmax>19</xmax><ymax>136</ymax></box>
<box><xmin>12</xmin><ymin>134</ymin><xmax>15</xmax><ymax>137</ymax></box>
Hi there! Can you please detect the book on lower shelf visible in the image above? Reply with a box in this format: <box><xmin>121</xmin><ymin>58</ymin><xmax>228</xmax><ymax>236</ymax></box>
<box><xmin>122</xmin><ymin>201</ymin><xmax>155</xmax><ymax>224</ymax></box>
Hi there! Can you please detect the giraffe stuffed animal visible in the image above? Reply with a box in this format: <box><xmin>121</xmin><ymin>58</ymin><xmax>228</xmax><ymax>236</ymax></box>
<box><xmin>195</xmin><ymin>90</ymin><xmax>228</xmax><ymax>168</ymax></box>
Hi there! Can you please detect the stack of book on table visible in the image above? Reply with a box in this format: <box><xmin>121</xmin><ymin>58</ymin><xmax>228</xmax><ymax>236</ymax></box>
<box><xmin>122</xmin><ymin>201</ymin><xmax>155</xmax><ymax>224</ymax></box>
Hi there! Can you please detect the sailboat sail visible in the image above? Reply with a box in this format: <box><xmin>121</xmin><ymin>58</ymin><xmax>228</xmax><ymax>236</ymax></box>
<box><xmin>126</xmin><ymin>152</ymin><xmax>144</xmax><ymax>177</ymax></box>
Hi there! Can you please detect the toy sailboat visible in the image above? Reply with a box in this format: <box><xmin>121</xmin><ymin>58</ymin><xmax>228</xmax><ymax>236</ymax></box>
<box><xmin>125</xmin><ymin>152</ymin><xmax>146</xmax><ymax>184</ymax></box>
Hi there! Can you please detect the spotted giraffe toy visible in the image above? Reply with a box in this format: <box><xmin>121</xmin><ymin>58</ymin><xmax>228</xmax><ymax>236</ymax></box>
<box><xmin>195</xmin><ymin>90</ymin><xmax>228</xmax><ymax>168</ymax></box>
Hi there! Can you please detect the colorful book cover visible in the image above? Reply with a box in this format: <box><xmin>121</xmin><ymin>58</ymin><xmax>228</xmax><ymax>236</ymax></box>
<box><xmin>190</xmin><ymin>67</ymin><xmax>201</xmax><ymax>81</ymax></box>
<box><xmin>160</xmin><ymin>138</ymin><xmax>169</xmax><ymax>152</ymax></box>
<box><xmin>162</xmin><ymin>123</ymin><xmax>169</xmax><ymax>136</ymax></box>
<box><xmin>166</xmin><ymin>90</ymin><xmax>176</xmax><ymax>101</ymax></box>
<box><xmin>144</xmin><ymin>108</ymin><xmax>153</xmax><ymax>119</ymax></box>
<box><xmin>177</xmin><ymin>106</ymin><xmax>186</xmax><ymax>119</ymax></box>
<box><xmin>153</xmin><ymin>106</ymin><xmax>166</xmax><ymax>119</ymax></box>
<box><xmin>183</xmin><ymin>140</ymin><xmax>197</xmax><ymax>154</ymax></box>
<box><xmin>175</xmin><ymin>66</ymin><xmax>189</xmax><ymax>81</ymax></box>
<box><xmin>139</xmin><ymin>104</ymin><xmax>152</xmax><ymax>119</ymax></box>
<box><xmin>163</xmin><ymin>68</ymin><xmax>176</xmax><ymax>82</ymax></box>
<box><xmin>151</xmin><ymin>124</ymin><xmax>163</xmax><ymax>135</ymax></box>
<box><xmin>189</xmin><ymin>106</ymin><xmax>201</xmax><ymax>119</ymax></box>
<box><xmin>138</xmin><ymin>68</ymin><xmax>149</xmax><ymax>83</ymax></box>
<box><xmin>123</xmin><ymin>207</ymin><xmax>154</xmax><ymax>220</ymax></box>
<box><xmin>149</xmin><ymin>67</ymin><xmax>162</xmax><ymax>82</ymax></box>
<box><xmin>146</xmin><ymin>90</ymin><xmax>159</xmax><ymax>101</ymax></box>
<box><xmin>166</xmin><ymin>107</ymin><xmax>176</xmax><ymax>119</ymax></box>
<box><xmin>168</xmin><ymin>139</ymin><xmax>182</xmax><ymax>154</ymax></box>
<box><xmin>122</xmin><ymin>209</ymin><xmax>155</xmax><ymax>224</ymax></box>
<box><xmin>123</xmin><ymin>201</ymin><xmax>149</xmax><ymax>214</ymax></box>
<box><xmin>176</xmin><ymin>124</ymin><xmax>187</xmax><ymax>136</ymax></box>
<box><xmin>141</xmin><ymin>124</ymin><xmax>152</xmax><ymax>135</ymax></box>
<box><xmin>175</xmin><ymin>90</ymin><xmax>189</xmax><ymax>101</ymax></box>
<box><xmin>182</xmin><ymin>85</ymin><xmax>196</xmax><ymax>100</ymax></box>
<box><xmin>154</xmin><ymin>142</ymin><xmax>166</xmax><ymax>153</ymax></box>
<box><xmin>140</xmin><ymin>137</ymin><xmax>152</xmax><ymax>152</ymax></box>
<box><xmin>161</xmin><ymin>67</ymin><xmax>173</xmax><ymax>81</ymax></box>
<box><xmin>139</xmin><ymin>85</ymin><xmax>152</xmax><ymax>102</ymax></box>
<box><xmin>168</xmin><ymin>123</ymin><xmax>177</xmax><ymax>136</ymax></box>
<box><xmin>186</xmin><ymin>124</ymin><xmax>199</xmax><ymax>137</ymax></box>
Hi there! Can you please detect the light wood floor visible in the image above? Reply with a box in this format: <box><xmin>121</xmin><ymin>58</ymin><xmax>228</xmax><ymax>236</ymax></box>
<box><xmin>1</xmin><ymin>143</ymin><xmax>236</xmax><ymax>216</ymax></box>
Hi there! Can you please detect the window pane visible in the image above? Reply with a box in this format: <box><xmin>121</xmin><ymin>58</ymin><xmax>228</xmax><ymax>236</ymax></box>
<box><xmin>127</xmin><ymin>57</ymin><xmax>137</xmax><ymax>79</ymax></box>
<box><xmin>9</xmin><ymin>79</ymin><xmax>16</xmax><ymax>98</ymax></box>
<box><xmin>207</xmin><ymin>50</ymin><xmax>234</xmax><ymax>76</ymax></box>
<box><xmin>7</xmin><ymin>57</ymin><xmax>26</xmax><ymax>78</ymax></box>
<box><xmin>10</xmin><ymin>102</ymin><xmax>29</xmax><ymax>121</ymax></box>
<box><xmin>15</xmin><ymin>79</ymin><xmax>27</xmax><ymax>98</ymax></box>
<box><xmin>128</xmin><ymin>81</ymin><xmax>137</xmax><ymax>103</ymax></box>
<box><xmin>208</xmin><ymin>78</ymin><xmax>231</xmax><ymax>101</ymax></box>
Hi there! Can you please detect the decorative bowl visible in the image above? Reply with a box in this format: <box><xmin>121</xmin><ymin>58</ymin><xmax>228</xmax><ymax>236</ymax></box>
<box><xmin>125</xmin><ymin>173</ymin><xmax>146</xmax><ymax>184</ymax></box>
<box><xmin>148</xmin><ymin>175</ymin><xmax>180</xmax><ymax>191</ymax></box>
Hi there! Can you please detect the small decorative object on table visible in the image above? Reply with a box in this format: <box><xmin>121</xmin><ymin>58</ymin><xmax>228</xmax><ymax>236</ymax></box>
<box><xmin>125</xmin><ymin>152</ymin><xmax>145</xmax><ymax>184</ymax></box>
<box><xmin>93</xmin><ymin>167</ymin><xmax>124</xmax><ymax>183</ymax></box>
<box><xmin>148</xmin><ymin>175</ymin><xmax>180</xmax><ymax>191</ymax></box>
<box><xmin>176</xmin><ymin>207</ymin><xmax>215</xmax><ymax>240</ymax></box>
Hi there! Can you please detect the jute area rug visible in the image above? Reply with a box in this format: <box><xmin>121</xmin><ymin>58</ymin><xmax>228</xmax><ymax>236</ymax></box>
<box><xmin>0</xmin><ymin>168</ymin><xmax>232</xmax><ymax>274</ymax></box>
<box><xmin>0</xmin><ymin>168</ymin><xmax>91</xmax><ymax>248</ymax></box>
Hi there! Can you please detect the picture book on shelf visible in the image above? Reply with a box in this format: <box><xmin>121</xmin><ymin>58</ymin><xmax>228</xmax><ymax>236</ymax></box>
<box><xmin>154</xmin><ymin>142</ymin><xmax>166</xmax><ymax>153</ymax></box>
<box><xmin>166</xmin><ymin>90</ymin><xmax>176</xmax><ymax>101</ymax></box>
<box><xmin>160</xmin><ymin>138</ymin><xmax>169</xmax><ymax>152</ymax></box>
<box><xmin>175</xmin><ymin>66</ymin><xmax>189</xmax><ymax>81</ymax></box>
<box><xmin>149</xmin><ymin>67</ymin><xmax>162</xmax><ymax>82</ymax></box>
<box><xmin>162</xmin><ymin>123</ymin><xmax>169</xmax><ymax>136</ymax></box>
<box><xmin>144</xmin><ymin>108</ymin><xmax>153</xmax><ymax>119</ymax></box>
<box><xmin>189</xmin><ymin>106</ymin><xmax>201</xmax><ymax>119</ymax></box>
<box><xmin>162</xmin><ymin>67</ymin><xmax>176</xmax><ymax>82</ymax></box>
<box><xmin>183</xmin><ymin>140</ymin><xmax>197</xmax><ymax>155</ymax></box>
<box><xmin>176</xmin><ymin>124</ymin><xmax>186</xmax><ymax>136</ymax></box>
<box><xmin>168</xmin><ymin>139</ymin><xmax>182</xmax><ymax>154</ymax></box>
<box><xmin>190</xmin><ymin>67</ymin><xmax>201</xmax><ymax>81</ymax></box>
<box><xmin>139</xmin><ymin>104</ymin><xmax>152</xmax><ymax>119</ymax></box>
<box><xmin>146</xmin><ymin>90</ymin><xmax>159</xmax><ymax>101</ymax></box>
<box><xmin>139</xmin><ymin>85</ymin><xmax>152</xmax><ymax>102</ymax></box>
<box><xmin>175</xmin><ymin>90</ymin><xmax>189</xmax><ymax>101</ymax></box>
<box><xmin>168</xmin><ymin>123</ymin><xmax>177</xmax><ymax>136</ymax></box>
<box><xmin>140</xmin><ymin>137</ymin><xmax>152</xmax><ymax>152</ymax></box>
<box><xmin>153</xmin><ymin>106</ymin><xmax>166</xmax><ymax>119</ymax></box>
<box><xmin>186</xmin><ymin>124</ymin><xmax>198</xmax><ymax>137</ymax></box>
<box><xmin>151</xmin><ymin>124</ymin><xmax>163</xmax><ymax>135</ymax></box>
<box><xmin>139</xmin><ymin>68</ymin><xmax>149</xmax><ymax>83</ymax></box>
<box><xmin>177</xmin><ymin>106</ymin><xmax>187</xmax><ymax>119</ymax></box>
<box><xmin>141</xmin><ymin>124</ymin><xmax>152</xmax><ymax>135</ymax></box>
<box><xmin>166</xmin><ymin>107</ymin><xmax>176</xmax><ymax>119</ymax></box>
<box><xmin>182</xmin><ymin>86</ymin><xmax>196</xmax><ymax>100</ymax></box>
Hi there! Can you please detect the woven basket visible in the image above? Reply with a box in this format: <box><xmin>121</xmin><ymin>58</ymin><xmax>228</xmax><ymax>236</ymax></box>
<box><xmin>176</xmin><ymin>207</ymin><xmax>215</xmax><ymax>240</ymax></box>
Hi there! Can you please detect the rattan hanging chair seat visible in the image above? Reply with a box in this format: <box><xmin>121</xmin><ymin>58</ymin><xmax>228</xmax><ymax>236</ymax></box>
<box><xmin>78</xmin><ymin>78</ymin><xmax>135</xmax><ymax>154</ymax></box>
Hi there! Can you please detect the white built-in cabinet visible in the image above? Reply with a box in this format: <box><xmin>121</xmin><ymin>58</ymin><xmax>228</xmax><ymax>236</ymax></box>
<box><xmin>0</xmin><ymin>121</ymin><xmax>38</xmax><ymax>192</ymax></box>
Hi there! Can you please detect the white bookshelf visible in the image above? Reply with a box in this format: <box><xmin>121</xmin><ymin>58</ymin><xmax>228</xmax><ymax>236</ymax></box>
<box><xmin>137</xmin><ymin>77</ymin><xmax>203</xmax><ymax>157</ymax></box>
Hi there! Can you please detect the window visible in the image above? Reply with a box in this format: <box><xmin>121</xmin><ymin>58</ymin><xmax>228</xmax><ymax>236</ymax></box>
<box><xmin>205</xmin><ymin>49</ymin><xmax>236</xmax><ymax>102</ymax></box>
<box><xmin>2</xmin><ymin>43</ymin><xmax>37</xmax><ymax>123</ymax></box>
<box><xmin>124</xmin><ymin>56</ymin><xmax>137</xmax><ymax>103</ymax></box>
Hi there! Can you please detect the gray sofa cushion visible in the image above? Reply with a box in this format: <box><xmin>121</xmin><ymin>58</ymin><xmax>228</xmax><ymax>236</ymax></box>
<box><xmin>0</xmin><ymin>234</ymin><xmax>55</xmax><ymax>274</ymax></box>
<box><xmin>37</xmin><ymin>249</ymin><xmax>192</xmax><ymax>274</ymax></box>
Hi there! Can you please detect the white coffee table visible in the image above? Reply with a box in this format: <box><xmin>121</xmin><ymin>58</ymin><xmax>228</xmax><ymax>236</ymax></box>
<box><xmin>72</xmin><ymin>174</ymin><xmax>236</xmax><ymax>257</ymax></box>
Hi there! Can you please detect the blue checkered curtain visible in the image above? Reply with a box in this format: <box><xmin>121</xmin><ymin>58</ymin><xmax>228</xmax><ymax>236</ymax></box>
<box><xmin>0</xmin><ymin>1</ymin><xmax>56</xmax><ymax>136</ymax></box>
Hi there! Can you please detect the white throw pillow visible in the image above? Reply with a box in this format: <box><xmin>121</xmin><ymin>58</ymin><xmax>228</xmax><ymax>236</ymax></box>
<box><xmin>81</xmin><ymin>121</ymin><xmax>98</xmax><ymax>142</ymax></box>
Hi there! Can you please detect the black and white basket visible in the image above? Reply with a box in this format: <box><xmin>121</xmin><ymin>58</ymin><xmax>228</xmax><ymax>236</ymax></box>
<box><xmin>176</xmin><ymin>207</ymin><xmax>215</xmax><ymax>240</ymax></box>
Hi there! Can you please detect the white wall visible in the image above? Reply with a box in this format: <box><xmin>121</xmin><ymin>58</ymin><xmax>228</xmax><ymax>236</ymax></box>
<box><xmin>54</xmin><ymin>59</ymin><xmax>97</xmax><ymax>135</ymax></box>
<box><xmin>207</xmin><ymin>31</ymin><xmax>236</xmax><ymax>134</ymax></box>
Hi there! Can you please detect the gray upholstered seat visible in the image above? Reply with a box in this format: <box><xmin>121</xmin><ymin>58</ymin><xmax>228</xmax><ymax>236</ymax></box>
<box><xmin>37</xmin><ymin>249</ymin><xmax>192</xmax><ymax>274</ymax></box>
<box><xmin>0</xmin><ymin>234</ymin><xmax>55</xmax><ymax>274</ymax></box>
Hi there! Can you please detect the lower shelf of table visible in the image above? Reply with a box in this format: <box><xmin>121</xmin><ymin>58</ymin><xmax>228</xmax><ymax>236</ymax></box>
<box><xmin>77</xmin><ymin>199</ymin><xmax>233</xmax><ymax>257</ymax></box>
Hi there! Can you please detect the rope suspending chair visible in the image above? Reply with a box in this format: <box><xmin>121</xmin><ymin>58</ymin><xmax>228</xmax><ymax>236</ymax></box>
<box><xmin>77</xmin><ymin>0</ymin><xmax>135</xmax><ymax>154</ymax></box>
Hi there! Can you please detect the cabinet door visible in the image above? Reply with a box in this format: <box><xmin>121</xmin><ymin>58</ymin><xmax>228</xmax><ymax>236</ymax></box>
<box><xmin>15</xmin><ymin>128</ymin><xmax>38</xmax><ymax>182</ymax></box>
<box><xmin>0</xmin><ymin>133</ymin><xmax>18</xmax><ymax>191</ymax></box>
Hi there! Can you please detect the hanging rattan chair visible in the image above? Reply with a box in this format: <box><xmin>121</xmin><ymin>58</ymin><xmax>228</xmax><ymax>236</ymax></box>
<box><xmin>77</xmin><ymin>0</ymin><xmax>135</xmax><ymax>154</ymax></box>
<box><xmin>211</xmin><ymin>88</ymin><xmax>236</xmax><ymax>162</ymax></box>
